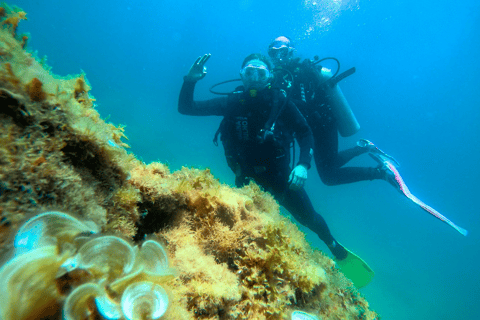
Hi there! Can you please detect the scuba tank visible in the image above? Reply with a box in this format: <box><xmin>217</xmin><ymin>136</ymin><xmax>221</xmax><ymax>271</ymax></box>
<box><xmin>319</xmin><ymin>67</ymin><xmax>360</xmax><ymax>137</ymax></box>
<box><xmin>307</xmin><ymin>57</ymin><xmax>360</xmax><ymax>137</ymax></box>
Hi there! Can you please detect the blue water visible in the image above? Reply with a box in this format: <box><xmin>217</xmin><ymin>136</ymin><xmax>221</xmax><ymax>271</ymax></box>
<box><xmin>15</xmin><ymin>0</ymin><xmax>480</xmax><ymax>319</ymax></box>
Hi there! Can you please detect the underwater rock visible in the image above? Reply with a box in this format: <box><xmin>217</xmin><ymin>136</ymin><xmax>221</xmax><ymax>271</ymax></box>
<box><xmin>0</xmin><ymin>3</ymin><xmax>379</xmax><ymax>319</ymax></box>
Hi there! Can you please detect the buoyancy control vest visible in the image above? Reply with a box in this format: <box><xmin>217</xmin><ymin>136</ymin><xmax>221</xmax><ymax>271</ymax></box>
<box><xmin>275</xmin><ymin>58</ymin><xmax>360</xmax><ymax>137</ymax></box>
<box><xmin>215</xmin><ymin>87</ymin><xmax>292</xmax><ymax>177</ymax></box>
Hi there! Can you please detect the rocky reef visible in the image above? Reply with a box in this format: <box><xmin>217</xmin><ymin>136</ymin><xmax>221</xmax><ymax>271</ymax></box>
<box><xmin>0</xmin><ymin>4</ymin><xmax>379</xmax><ymax>319</ymax></box>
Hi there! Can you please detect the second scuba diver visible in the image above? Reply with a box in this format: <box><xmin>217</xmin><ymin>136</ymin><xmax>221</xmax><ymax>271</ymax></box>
<box><xmin>178</xmin><ymin>53</ymin><xmax>375</xmax><ymax>287</ymax></box>
<box><xmin>267</xmin><ymin>36</ymin><xmax>400</xmax><ymax>188</ymax></box>
<box><xmin>266</xmin><ymin>36</ymin><xmax>468</xmax><ymax>237</ymax></box>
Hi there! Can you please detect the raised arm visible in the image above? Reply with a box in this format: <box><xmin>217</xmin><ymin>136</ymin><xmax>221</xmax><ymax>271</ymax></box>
<box><xmin>178</xmin><ymin>54</ymin><xmax>229</xmax><ymax>116</ymax></box>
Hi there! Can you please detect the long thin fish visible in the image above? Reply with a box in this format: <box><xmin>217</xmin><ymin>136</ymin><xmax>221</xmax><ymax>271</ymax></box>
<box><xmin>370</xmin><ymin>153</ymin><xmax>468</xmax><ymax>236</ymax></box>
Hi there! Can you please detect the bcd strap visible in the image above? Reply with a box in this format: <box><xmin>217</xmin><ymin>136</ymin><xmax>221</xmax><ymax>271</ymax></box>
<box><xmin>213</xmin><ymin>89</ymin><xmax>288</xmax><ymax>146</ymax></box>
<box><xmin>213</xmin><ymin>91</ymin><xmax>243</xmax><ymax>146</ymax></box>
<box><xmin>264</xmin><ymin>88</ymin><xmax>288</xmax><ymax>132</ymax></box>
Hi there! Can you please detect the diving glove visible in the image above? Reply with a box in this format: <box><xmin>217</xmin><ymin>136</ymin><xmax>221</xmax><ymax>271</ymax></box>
<box><xmin>288</xmin><ymin>164</ymin><xmax>308</xmax><ymax>190</ymax></box>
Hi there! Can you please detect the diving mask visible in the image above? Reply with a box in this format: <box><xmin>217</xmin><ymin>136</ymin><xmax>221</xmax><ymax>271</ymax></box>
<box><xmin>268</xmin><ymin>40</ymin><xmax>293</xmax><ymax>63</ymax></box>
<box><xmin>240</xmin><ymin>60</ymin><xmax>271</xmax><ymax>90</ymax></box>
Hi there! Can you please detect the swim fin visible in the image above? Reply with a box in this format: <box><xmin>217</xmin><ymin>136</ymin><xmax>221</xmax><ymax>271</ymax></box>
<box><xmin>369</xmin><ymin>152</ymin><xmax>468</xmax><ymax>236</ymax></box>
<box><xmin>336</xmin><ymin>247</ymin><xmax>374</xmax><ymax>288</ymax></box>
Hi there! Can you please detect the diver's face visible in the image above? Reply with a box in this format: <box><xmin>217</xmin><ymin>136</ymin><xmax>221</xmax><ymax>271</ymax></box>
<box><xmin>268</xmin><ymin>39</ymin><xmax>293</xmax><ymax>66</ymax></box>
<box><xmin>240</xmin><ymin>60</ymin><xmax>271</xmax><ymax>90</ymax></box>
<box><xmin>268</xmin><ymin>46</ymin><xmax>290</xmax><ymax>65</ymax></box>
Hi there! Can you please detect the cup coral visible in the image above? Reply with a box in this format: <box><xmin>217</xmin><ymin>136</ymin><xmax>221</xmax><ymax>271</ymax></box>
<box><xmin>13</xmin><ymin>210</ymin><xmax>100</xmax><ymax>256</ymax></box>
<box><xmin>291</xmin><ymin>310</ymin><xmax>321</xmax><ymax>320</ymax></box>
<box><xmin>0</xmin><ymin>211</ymin><xmax>175</xmax><ymax>320</ymax></box>
<box><xmin>121</xmin><ymin>281</ymin><xmax>169</xmax><ymax>320</ymax></box>
<box><xmin>0</xmin><ymin>245</ymin><xmax>66</xmax><ymax>320</ymax></box>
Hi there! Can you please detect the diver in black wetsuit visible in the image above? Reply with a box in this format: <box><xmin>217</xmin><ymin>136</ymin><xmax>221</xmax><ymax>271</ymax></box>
<box><xmin>178</xmin><ymin>53</ymin><xmax>352</xmax><ymax>261</ymax></box>
<box><xmin>267</xmin><ymin>36</ymin><xmax>398</xmax><ymax>187</ymax></box>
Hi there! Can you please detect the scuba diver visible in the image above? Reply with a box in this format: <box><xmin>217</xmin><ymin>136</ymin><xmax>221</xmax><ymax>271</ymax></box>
<box><xmin>267</xmin><ymin>36</ymin><xmax>468</xmax><ymax>237</ymax></box>
<box><xmin>178</xmin><ymin>53</ymin><xmax>375</xmax><ymax>287</ymax></box>
<box><xmin>267</xmin><ymin>36</ymin><xmax>400</xmax><ymax>188</ymax></box>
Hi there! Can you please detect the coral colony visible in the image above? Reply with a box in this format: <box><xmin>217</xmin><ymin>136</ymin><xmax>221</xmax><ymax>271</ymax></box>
<box><xmin>1</xmin><ymin>211</ymin><xmax>172</xmax><ymax>320</ymax></box>
<box><xmin>0</xmin><ymin>4</ymin><xmax>378</xmax><ymax>319</ymax></box>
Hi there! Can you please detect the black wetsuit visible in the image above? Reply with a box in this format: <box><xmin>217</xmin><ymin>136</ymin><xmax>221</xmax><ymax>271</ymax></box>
<box><xmin>276</xmin><ymin>59</ymin><xmax>382</xmax><ymax>186</ymax></box>
<box><xmin>178</xmin><ymin>80</ymin><xmax>347</xmax><ymax>259</ymax></box>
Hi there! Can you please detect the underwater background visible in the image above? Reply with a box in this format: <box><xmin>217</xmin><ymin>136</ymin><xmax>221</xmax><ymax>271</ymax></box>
<box><xmin>13</xmin><ymin>0</ymin><xmax>479</xmax><ymax>319</ymax></box>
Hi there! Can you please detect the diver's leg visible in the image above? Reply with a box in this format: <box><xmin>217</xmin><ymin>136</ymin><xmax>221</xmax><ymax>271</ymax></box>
<box><xmin>318</xmin><ymin>164</ymin><xmax>383</xmax><ymax>186</ymax></box>
<box><xmin>309</xmin><ymin>111</ymin><xmax>383</xmax><ymax>185</ymax></box>
<box><xmin>336</xmin><ymin>145</ymin><xmax>369</xmax><ymax>167</ymax></box>
<box><xmin>308</xmin><ymin>110</ymin><xmax>342</xmax><ymax>184</ymax></box>
<box><xmin>312</xmin><ymin>128</ymin><xmax>382</xmax><ymax>185</ymax></box>
<box><xmin>277</xmin><ymin>188</ymin><xmax>348</xmax><ymax>260</ymax></box>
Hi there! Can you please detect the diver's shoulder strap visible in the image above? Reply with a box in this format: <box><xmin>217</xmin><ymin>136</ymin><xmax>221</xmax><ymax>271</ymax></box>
<box><xmin>212</xmin><ymin>91</ymin><xmax>245</xmax><ymax>146</ymax></box>
<box><xmin>264</xmin><ymin>88</ymin><xmax>288</xmax><ymax>132</ymax></box>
